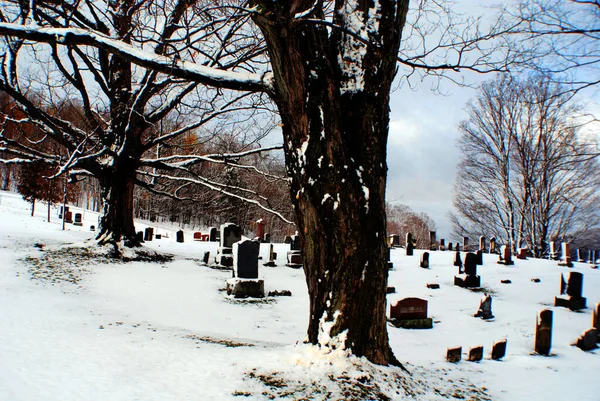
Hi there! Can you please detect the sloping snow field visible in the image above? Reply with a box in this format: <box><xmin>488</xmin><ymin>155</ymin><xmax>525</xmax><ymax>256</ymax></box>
<box><xmin>0</xmin><ymin>190</ymin><xmax>598</xmax><ymax>400</ymax></box>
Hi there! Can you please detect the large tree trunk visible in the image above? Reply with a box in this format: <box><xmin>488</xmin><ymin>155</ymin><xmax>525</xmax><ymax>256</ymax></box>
<box><xmin>252</xmin><ymin>0</ymin><xmax>408</xmax><ymax>365</ymax></box>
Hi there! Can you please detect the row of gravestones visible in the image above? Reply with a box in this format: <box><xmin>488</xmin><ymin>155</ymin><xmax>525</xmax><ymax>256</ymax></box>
<box><xmin>390</xmin><ymin>233</ymin><xmax>501</xmax><ymax>253</ymax></box>
<box><xmin>58</xmin><ymin>206</ymin><xmax>91</xmax><ymax>229</ymax></box>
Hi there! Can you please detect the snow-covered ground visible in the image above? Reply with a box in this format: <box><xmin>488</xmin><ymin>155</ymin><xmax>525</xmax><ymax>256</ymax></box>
<box><xmin>1</xmin><ymin>190</ymin><xmax>598</xmax><ymax>400</ymax></box>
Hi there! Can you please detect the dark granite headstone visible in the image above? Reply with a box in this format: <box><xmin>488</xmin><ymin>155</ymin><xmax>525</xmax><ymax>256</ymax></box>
<box><xmin>90</xmin><ymin>225</ymin><xmax>95</xmax><ymax>231</ymax></box>
<box><xmin>566</xmin><ymin>272</ymin><xmax>583</xmax><ymax>298</ymax></box>
<box><xmin>468</xmin><ymin>346</ymin><xmax>483</xmax><ymax>362</ymax></box>
<box><xmin>176</xmin><ymin>230</ymin><xmax>184</xmax><ymax>243</ymax></box>
<box><xmin>535</xmin><ymin>309</ymin><xmax>553</xmax><ymax>355</ymax></box>
<box><xmin>475</xmin><ymin>250</ymin><xmax>483</xmax><ymax>265</ymax></box>
<box><xmin>209</xmin><ymin>227</ymin><xmax>218</xmax><ymax>242</ymax></box>
<box><xmin>427</xmin><ymin>283</ymin><xmax>440</xmax><ymax>289</ymax></box>
<box><xmin>439</xmin><ymin>238</ymin><xmax>446</xmax><ymax>251</ymax></box>
<box><xmin>479</xmin><ymin>236</ymin><xmax>486</xmax><ymax>252</ymax></box>
<box><xmin>136</xmin><ymin>231</ymin><xmax>144</xmax><ymax>243</ymax></box>
<box><xmin>491</xmin><ymin>340</ymin><xmax>507</xmax><ymax>360</ymax></box>
<box><xmin>447</xmin><ymin>347</ymin><xmax>462</xmax><ymax>363</ymax></box>
<box><xmin>283</xmin><ymin>235</ymin><xmax>292</xmax><ymax>244</ymax></box>
<box><xmin>290</xmin><ymin>235</ymin><xmax>300</xmax><ymax>251</ymax></box>
<box><xmin>555</xmin><ymin>272</ymin><xmax>587</xmax><ymax>310</ymax></box>
<box><xmin>263</xmin><ymin>233</ymin><xmax>271</xmax><ymax>243</ymax></box>
<box><xmin>576</xmin><ymin>329</ymin><xmax>598</xmax><ymax>351</ymax></box>
<box><xmin>202</xmin><ymin>251</ymin><xmax>210</xmax><ymax>265</ymax></box>
<box><xmin>391</xmin><ymin>298</ymin><xmax>428</xmax><ymax>320</ymax></box>
<box><xmin>234</xmin><ymin>239</ymin><xmax>260</xmax><ymax>279</ymax></box>
<box><xmin>420</xmin><ymin>252</ymin><xmax>429</xmax><ymax>268</ymax></box>
<box><xmin>464</xmin><ymin>253</ymin><xmax>478</xmax><ymax>275</ymax></box>
<box><xmin>155</xmin><ymin>234</ymin><xmax>161</xmax><ymax>239</ymax></box>
<box><xmin>560</xmin><ymin>273</ymin><xmax>567</xmax><ymax>295</ymax></box>
<box><xmin>386</xmin><ymin>286</ymin><xmax>396</xmax><ymax>294</ymax></box>
<box><xmin>429</xmin><ymin>231</ymin><xmax>437</xmax><ymax>251</ymax></box>
<box><xmin>463</xmin><ymin>236</ymin><xmax>469</xmax><ymax>251</ymax></box>
<box><xmin>453</xmin><ymin>251</ymin><xmax>463</xmax><ymax>270</ymax></box>
<box><xmin>73</xmin><ymin>213</ymin><xmax>83</xmax><ymax>226</ymax></box>
<box><xmin>406</xmin><ymin>233</ymin><xmax>414</xmax><ymax>256</ymax></box>
<box><xmin>144</xmin><ymin>227</ymin><xmax>154</xmax><ymax>242</ymax></box>
<box><xmin>448</xmin><ymin>243</ymin><xmax>453</xmax><ymax>251</ymax></box>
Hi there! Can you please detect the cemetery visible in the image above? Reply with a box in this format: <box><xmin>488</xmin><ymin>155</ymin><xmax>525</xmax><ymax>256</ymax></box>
<box><xmin>1</xmin><ymin>191</ymin><xmax>599</xmax><ymax>400</ymax></box>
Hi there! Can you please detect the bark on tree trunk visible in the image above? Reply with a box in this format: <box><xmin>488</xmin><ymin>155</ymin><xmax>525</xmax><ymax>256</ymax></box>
<box><xmin>252</xmin><ymin>0</ymin><xmax>409</xmax><ymax>366</ymax></box>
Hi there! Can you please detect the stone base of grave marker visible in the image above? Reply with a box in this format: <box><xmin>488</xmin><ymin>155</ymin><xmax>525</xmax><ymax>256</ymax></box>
<box><xmin>390</xmin><ymin>317</ymin><xmax>433</xmax><ymax>329</ymax></box>
<box><xmin>226</xmin><ymin>278</ymin><xmax>264</xmax><ymax>298</ymax></box>
<box><xmin>155</xmin><ymin>234</ymin><xmax>161</xmax><ymax>239</ymax></box>
<box><xmin>575</xmin><ymin>328</ymin><xmax>598</xmax><ymax>351</ymax></box>
<box><xmin>557</xmin><ymin>258</ymin><xmax>574</xmax><ymax>267</ymax></box>
<box><xmin>500</xmin><ymin>279</ymin><xmax>512</xmax><ymax>284</ymax></box>
<box><xmin>446</xmin><ymin>347</ymin><xmax>462</xmax><ymax>363</ymax></box>
<box><xmin>263</xmin><ymin>259</ymin><xmax>277</xmax><ymax>267</ymax></box>
<box><xmin>427</xmin><ymin>283</ymin><xmax>440</xmax><ymax>289</ymax></box>
<box><xmin>554</xmin><ymin>296</ymin><xmax>587</xmax><ymax>311</ymax></box>
<box><xmin>286</xmin><ymin>251</ymin><xmax>303</xmax><ymax>268</ymax></box>
<box><xmin>215</xmin><ymin>248</ymin><xmax>233</xmax><ymax>267</ymax></box>
<box><xmin>217</xmin><ymin>247</ymin><xmax>233</xmax><ymax>255</ymax></box>
<box><xmin>386</xmin><ymin>286</ymin><xmax>396</xmax><ymax>294</ymax></box>
<box><xmin>497</xmin><ymin>258</ymin><xmax>515</xmax><ymax>266</ymax></box>
<box><xmin>387</xmin><ymin>262</ymin><xmax>394</xmax><ymax>270</ymax></box>
<box><xmin>454</xmin><ymin>274</ymin><xmax>481</xmax><ymax>288</ymax></box>
<box><xmin>468</xmin><ymin>346</ymin><xmax>483</xmax><ymax>362</ymax></box>
<box><xmin>491</xmin><ymin>340</ymin><xmax>507</xmax><ymax>360</ymax></box>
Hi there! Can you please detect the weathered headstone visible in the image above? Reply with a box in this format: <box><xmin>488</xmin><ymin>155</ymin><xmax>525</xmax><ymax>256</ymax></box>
<box><xmin>576</xmin><ymin>249</ymin><xmax>584</xmax><ymax>263</ymax></box>
<box><xmin>263</xmin><ymin>233</ymin><xmax>271</xmax><ymax>243</ymax></box>
<box><xmin>453</xmin><ymin>251</ymin><xmax>463</xmax><ymax>270</ymax></box>
<box><xmin>439</xmin><ymin>238</ymin><xmax>446</xmax><ymax>251</ymax></box>
<box><xmin>144</xmin><ymin>227</ymin><xmax>154</xmax><ymax>242</ymax></box>
<box><xmin>555</xmin><ymin>272</ymin><xmax>587</xmax><ymax>310</ymax></box>
<box><xmin>489</xmin><ymin>237</ymin><xmax>497</xmax><ymax>254</ymax></box>
<box><xmin>283</xmin><ymin>235</ymin><xmax>292</xmax><ymax>244</ymax></box>
<box><xmin>155</xmin><ymin>234</ymin><xmax>161</xmax><ymax>239</ymax></box>
<box><xmin>497</xmin><ymin>245</ymin><xmax>514</xmax><ymax>266</ymax></box>
<box><xmin>389</xmin><ymin>297</ymin><xmax>433</xmax><ymax>329</ymax></box>
<box><xmin>193</xmin><ymin>232</ymin><xmax>202</xmax><ymax>241</ymax></box>
<box><xmin>517</xmin><ymin>248</ymin><xmax>528</xmax><ymax>260</ymax></box>
<box><xmin>446</xmin><ymin>347</ymin><xmax>462</xmax><ymax>363</ymax></box>
<box><xmin>468</xmin><ymin>346</ymin><xmax>483</xmax><ymax>362</ymax></box>
<box><xmin>427</xmin><ymin>283</ymin><xmax>440</xmax><ymax>289</ymax></box>
<box><xmin>500</xmin><ymin>279</ymin><xmax>512</xmax><ymax>284</ymax></box>
<box><xmin>491</xmin><ymin>340</ymin><xmax>507</xmax><ymax>360</ymax></box>
<box><xmin>209</xmin><ymin>227</ymin><xmax>219</xmax><ymax>242</ymax></box>
<box><xmin>406</xmin><ymin>233</ymin><xmax>414</xmax><ymax>256</ymax></box>
<box><xmin>420</xmin><ymin>252</ymin><xmax>429</xmax><ymax>268</ymax></box>
<box><xmin>575</xmin><ymin>328</ymin><xmax>598</xmax><ymax>351</ymax></box>
<box><xmin>136</xmin><ymin>231</ymin><xmax>144</xmax><ymax>243</ymax></box>
<box><xmin>463</xmin><ymin>236</ymin><xmax>469</xmax><ymax>251</ymax></box>
<box><xmin>73</xmin><ymin>213</ymin><xmax>83</xmax><ymax>226</ymax></box>
<box><xmin>233</xmin><ymin>239</ymin><xmax>260</xmax><ymax>279</ymax></box>
<box><xmin>558</xmin><ymin>242</ymin><xmax>573</xmax><ymax>267</ymax></box>
<box><xmin>65</xmin><ymin>211</ymin><xmax>73</xmax><ymax>223</ymax></box>
<box><xmin>389</xmin><ymin>234</ymin><xmax>400</xmax><ymax>247</ymax></box>
<box><xmin>464</xmin><ymin>253</ymin><xmax>478</xmax><ymax>275</ymax></box>
<box><xmin>429</xmin><ymin>231</ymin><xmax>437</xmax><ymax>251</ymax></box>
<box><xmin>176</xmin><ymin>230</ymin><xmax>184</xmax><ymax>243</ymax></box>
<box><xmin>226</xmin><ymin>278</ymin><xmax>265</xmax><ymax>298</ymax></box>
<box><xmin>221</xmin><ymin>223</ymin><xmax>242</xmax><ymax>248</ymax></box>
<box><xmin>263</xmin><ymin>244</ymin><xmax>277</xmax><ymax>267</ymax></box>
<box><xmin>455</xmin><ymin>243</ymin><xmax>461</xmax><ymax>252</ymax></box>
<box><xmin>202</xmin><ymin>251</ymin><xmax>210</xmax><ymax>265</ymax></box>
<box><xmin>549</xmin><ymin>241</ymin><xmax>558</xmax><ymax>260</ymax></box>
<box><xmin>535</xmin><ymin>309</ymin><xmax>553</xmax><ymax>355</ymax></box>
<box><xmin>387</xmin><ymin>247</ymin><xmax>394</xmax><ymax>270</ymax></box>
<box><xmin>290</xmin><ymin>235</ymin><xmax>301</xmax><ymax>251</ymax></box>
<box><xmin>479</xmin><ymin>236</ymin><xmax>486</xmax><ymax>253</ymax></box>
<box><xmin>255</xmin><ymin>219</ymin><xmax>265</xmax><ymax>241</ymax></box>
<box><xmin>386</xmin><ymin>286</ymin><xmax>396</xmax><ymax>294</ymax></box>
<box><xmin>90</xmin><ymin>225</ymin><xmax>95</xmax><ymax>231</ymax></box>
<box><xmin>588</xmin><ymin>249</ymin><xmax>597</xmax><ymax>265</ymax></box>
<box><xmin>448</xmin><ymin>242</ymin><xmax>453</xmax><ymax>251</ymax></box>
<box><xmin>474</xmin><ymin>294</ymin><xmax>494</xmax><ymax>320</ymax></box>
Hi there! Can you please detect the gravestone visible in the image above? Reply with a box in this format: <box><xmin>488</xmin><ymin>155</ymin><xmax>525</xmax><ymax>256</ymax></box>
<box><xmin>155</xmin><ymin>234</ymin><xmax>161</xmax><ymax>239</ymax></box>
<box><xmin>575</xmin><ymin>329</ymin><xmax>598</xmax><ymax>351</ymax></box>
<box><xmin>144</xmin><ymin>227</ymin><xmax>154</xmax><ymax>242</ymax></box>
<box><xmin>420</xmin><ymin>252</ymin><xmax>429</xmax><ymax>268</ymax></box>
<box><xmin>594</xmin><ymin>303</ymin><xmax>600</xmax><ymax>333</ymax></box>
<box><xmin>59</xmin><ymin>205</ymin><xmax>69</xmax><ymax>219</ymax></box>
<box><xmin>263</xmin><ymin>244</ymin><xmax>277</xmax><ymax>267</ymax></box>
<box><xmin>446</xmin><ymin>347</ymin><xmax>462</xmax><ymax>363</ymax></box>
<box><xmin>489</xmin><ymin>237</ymin><xmax>497</xmax><ymax>254</ymax></box>
<box><xmin>221</xmin><ymin>223</ymin><xmax>242</xmax><ymax>248</ymax></box>
<box><xmin>290</xmin><ymin>235</ymin><xmax>301</xmax><ymax>251</ymax></box>
<box><xmin>588</xmin><ymin>249</ymin><xmax>597</xmax><ymax>265</ymax></box>
<box><xmin>209</xmin><ymin>227</ymin><xmax>219</xmax><ymax>242</ymax></box>
<box><xmin>535</xmin><ymin>309</ymin><xmax>553</xmax><ymax>355</ymax></box>
<box><xmin>491</xmin><ymin>339</ymin><xmax>507</xmax><ymax>360</ymax></box>
<box><xmin>555</xmin><ymin>272</ymin><xmax>587</xmax><ymax>310</ymax></box>
<box><xmin>463</xmin><ymin>236</ymin><xmax>469</xmax><ymax>251</ymax></box>
<box><xmin>468</xmin><ymin>346</ymin><xmax>483</xmax><ymax>362</ymax></box>
<box><xmin>73</xmin><ymin>213</ymin><xmax>83</xmax><ymax>226</ymax></box>
<box><xmin>475</xmin><ymin>249</ymin><xmax>483</xmax><ymax>265</ymax></box>
<box><xmin>455</xmin><ymin>252</ymin><xmax>481</xmax><ymax>288</ymax></box>
<box><xmin>226</xmin><ymin>278</ymin><xmax>265</xmax><ymax>298</ymax></box>
<box><xmin>439</xmin><ymin>238</ymin><xmax>446</xmax><ymax>251</ymax></box>
<box><xmin>136</xmin><ymin>231</ymin><xmax>144</xmax><ymax>243</ymax></box>
<box><xmin>286</xmin><ymin>251</ymin><xmax>303</xmax><ymax>268</ymax></box>
<box><xmin>255</xmin><ymin>219</ymin><xmax>266</xmax><ymax>241</ymax></box>
<box><xmin>429</xmin><ymin>231</ymin><xmax>437</xmax><ymax>251</ymax></box>
<box><xmin>560</xmin><ymin>273</ymin><xmax>567</xmax><ymax>295</ymax></box>
<box><xmin>549</xmin><ymin>242</ymin><xmax>558</xmax><ymax>260</ymax></box>
<box><xmin>427</xmin><ymin>283</ymin><xmax>440</xmax><ymax>289</ymax></box>
<box><xmin>176</xmin><ymin>230</ymin><xmax>184</xmax><ymax>243</ymax></box>
<box><xmin>283</xmin><ymin>235</ymin><xmax>292</xmax><ymax>244</ymax></box>
<box><xmin>405</xmin><ymin>233</ymin><xmax>414</xmax><ymax>256</ymax></box>
<box><xmin>263</xmin><ymin>233</ymin><xmax>271</xmax><ymax>243</ymax></box>
<box><xmin>193</xmin><ymin>232</ymin><xmax>202</xmax><ymax>241</ymax></box>
<box><xmin>389</xmin><ymin>234</ymin><xmax>400</xmax><ymax>247</ymax></box>
<box><xmin>233</xmin><ymin>240</ymin><xmax>260</xmax><ymax>279</ymax></box>
<box><xmin>576</xmin><ymin>249</ymin><xmax>584</xmax><ymax>263</ymax></box>
<box><xmin>202</xmin><ymin>251</ymin><xmax>210</xmax><ymax>265</ymax></box>
<box><xmin>387</xmin><ymin>247</ymin><xmax>394</xmax><ymax>270</ymax></box>
<box><xmin>453</xmin><ymin>251</ymin><xmax>463</xmax><ymax>270</ymax></box>
<box><xmin>497</xmin><ymin>245</ymin><xmax>514</xmax><ymax>266</ymax></box>
<box><xmin>389</xmin><ymin>297</ymin><xmax>433</xmax><ymax>329</ymax></box>
<box><xmin>558</xmin><ymin>242</ymin><xmax>573</xmax><ymax>267</ymax></box>
<box><xmin>474</xmin><ymin>294</ymin><xmax>494</xmax><ymax>320</ymax></box>
<box><xmin>455</xmin><ymin>243</ymin><xmax>461</xmax><ymax>252</ymax></box>
<box><xmin>90</xmin><ymin>225</ymin><xmax>95</xmax><ymax>231</ymax></box>
<box><xmin>500</xmin><ymin>279</ymin><xmax>512</xmax><ymax>284</ymax></box>
<box><xmin>479</xmin><ymin>236</ymin><xmax>486</xmax><ymax>253</ymax></box>
<box><xmin>517</xmin><ymin>248</ymin><xmax>528</xmax><ymax>260</ymax></box>
<box><xmin>386</xmin><ymin>286</ymin><xmax>396</xmax><ymax>294</ymax></box>
<box><xmin>65</xmin><ymin>211</ymin><xmax>73</xmax><ymax>223</ymax></box>
<box><xmin>448</xmin><ymin>242</ymin><xmax>453</xmax><ymax>251</ymax></box>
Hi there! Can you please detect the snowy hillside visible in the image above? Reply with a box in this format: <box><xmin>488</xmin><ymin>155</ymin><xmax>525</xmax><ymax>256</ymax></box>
<box><xmin>0</xmin><ymin>190</ymin><xmax>598</xmax><ymax>400</ymax></box>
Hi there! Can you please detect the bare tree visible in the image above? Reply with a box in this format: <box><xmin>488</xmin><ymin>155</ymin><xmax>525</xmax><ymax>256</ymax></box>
<box><xmin>387</xmin><ymin>203</ymin><xmax>436</xmax><ymax>249</ymax></box>
<box><xmin>452</xmin><ymin>75</ymin><xmax>600</xmax><ymax>256</ymax></box>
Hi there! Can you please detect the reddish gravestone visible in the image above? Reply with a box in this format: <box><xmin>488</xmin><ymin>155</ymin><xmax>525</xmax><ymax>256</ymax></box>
<box><xmin>535</xmin><ymin>309</ymin><xmax>553</xmax><ymax>355</ymax></box>
<box><xmin>389</xmin><ymin>297</ymin><xmax>433</xmax><ymax>329</ymax></box>
<box><xmin>256</xmin><ymin>219</ymin><xmax>266</xmax><ymax>240</ymax></box>
<box><xmin>193</xmin><ymin>232</ymin><xmax>202</xmax><ymax>241</ymax></box>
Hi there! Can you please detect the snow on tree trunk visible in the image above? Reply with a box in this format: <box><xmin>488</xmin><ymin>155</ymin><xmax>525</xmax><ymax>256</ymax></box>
<box><xmin>252</xmin><ymin>0</ymin><xmax>409</xmax><ymax>366</ymax></box>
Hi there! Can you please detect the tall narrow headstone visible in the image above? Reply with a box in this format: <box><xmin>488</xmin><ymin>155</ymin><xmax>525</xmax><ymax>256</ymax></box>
<box><xmin>420</xmin><ymin>252</ymin><xmax>429</xmax><ymax>268</ymax></box>
<box><xmin>463</xmin><ymin>236</ymin><xmax>469</xmax><ymax>251</ymax></box>
<box><xmin>497</xmin><ymin>245</ymin><xmax>514</xmax><ymax>266</ymax></box>
<box><xmin>406</xmin><ymin>233</ymin><xmax>414</xmax><ymax>256</ymax></box>
<box><xmin>439</xmin><ymin>238</ymin><xmax>446</xmax><ymax>251</ymax></box>
<box><xmin>429</xmin><ymin>231</ymin><xmax>437</xmax><ymax>251</ymax></box>
<box><xmin>209</xmin><ymin>227</ymin><xmax>219</xmax><ymax>242</ymax></box>
<box><xmin>144</xmin><ymin>227</ymin><xmax>154</xmax><ymax>242</ymax></box>
<box><xmin>455</xmin><ymin>252</ymin><xmax>481</xmax><ymax>288</ymax></box>
<box><xmin>290</xmin><ymin>235</ymin><xmax>301</xmax><ymax>251</ymax></box>
<box><xmin>263</xmin><ymin>244</ymin><xmax>277</xmax><ymax>267</ymax></box>
<box><xmin>475</xmin><ymin>249</ymin><xmax>483</xmax><ymax>265</ymax></box>
<box><xmin>549</xmin><ymin>241</ymin><xmax>558</xmax><ymax>260</ymax></box>
<box><xmin>453</xmin><ymin>251</ymin><xmax>463</xmax><ymax>270</ymax></box>
<box><xmin>535</xmin><ymin>309</ymin><xmax>553</xmax><ymax>355</ymax></box>
<box><xmin>255</xmin><ymin>219</ymin><xmax>266</xmax><ymax>241</ymax></box>
<box><xmin>176</xmin><ymin>230</ymin><xmax>184</xmax><ymax>243</ymax></box>
<box><xmin>491</xmin><ymin>339</ymin><xmax>507</xmax><ymax>360</ymax></box>
<box><xmin>588</xmin><ymin>249</ymin><xmax>597</xmax><ymax>265</ymax></box>
<box><xmin>489</xmin><ymin>237</ymin><xmax>497</xmax><ymax>254</ymax></box>
<box><xmin>221</xmin><ymin>223</ymin><xmax>242</xmax><ymax>248</ymax></box>
<box><xmin>447</xmin><ymin>242</ymin><xmax>453</xmax><ymax>251</ymax></box>
<box><xmin>576</xmin><ymin>249</ymin><xmax>584</xmax><ymax>263</ymax></box>
<box><xmin>558</xmin><ymin>242</ymin><xmax>573</xmax><ymax>267</ymax></box>
<box><xmin>479</xmin><ymin>236</ymin><xmax>486</xmax><ymax>253</ymax></box>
